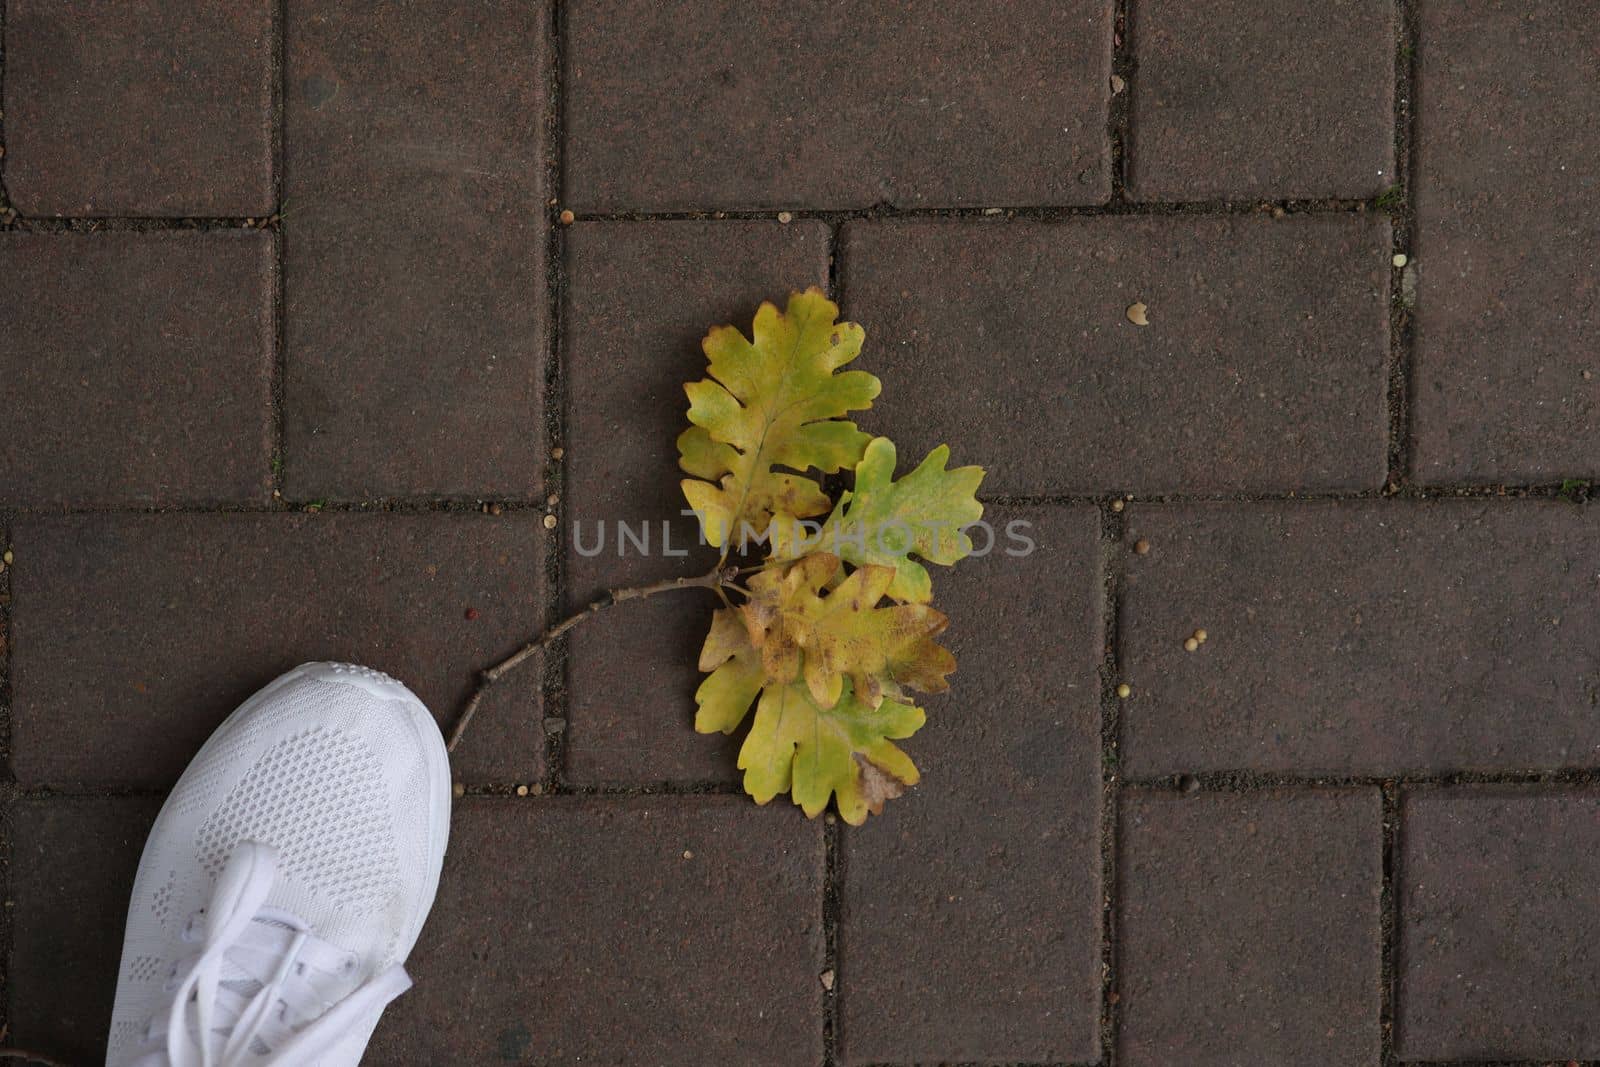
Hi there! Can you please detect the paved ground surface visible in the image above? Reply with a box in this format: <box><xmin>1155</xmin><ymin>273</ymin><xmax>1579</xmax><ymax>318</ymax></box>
<box><xmin>1</xmin><ymin>2</ymin><xmax>1598</xmax><ymax>1065</ymax></box>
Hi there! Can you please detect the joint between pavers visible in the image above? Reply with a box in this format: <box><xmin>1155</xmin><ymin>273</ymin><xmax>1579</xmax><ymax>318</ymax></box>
<box><xmin>821</xmin><ymin>816</ymin><xmax>842</xmax><ymax>1067</ymax></box>
<box><xmin>1384</xmin><ymin>0</ymin><xmax>1421</xmax><ymax>492</ymax></box>
<box><xmin>543</xmin><ymin>0</ymin><xmax>571</xmax><ymax>798</ymax></box>
<box><xmin>1098</xmin><ymin>502</ymin><xmax>1128</xmax><ymax>1066</ymax></box>
<box><xmin>0</xmin><ymin>215</ymin><xmax>281</xmax><ymax>234</ymax></box>
<box><xmin>0</xmin><ymin>506</ymin><xmax>14</xmax><ymax>1044</ymax></box>
<box><xmin>0</xmin><ymin>0</ymin><xmax>13</xmax><ymax>223</ymax></box>
<box><xmin>1126</xmin><ymin>767</ymin><xmax>1600</xmax><ymax>793</ymax></box>
<box><xmin>267</xmin><ymin>0</ymin><xmax>288</xmax><ymax>503</ymax></box>
<box><xmin>15</xmin><ymin>780</ymin><xmax>749</xmax><ymax>802</ymax></box>
<box><xmin>1107</xmin><ymin>0</ymin><xmax>1132</xmax><ymax>204</ymax></box>
<box><xmin>1379</xmin><ymin>782</ymin><xmax>1399</xmax><ymax>1067</ymax></box>
<box><xmin>560</xmin><ymin>196</ymin><xmax>1390</xmax><ymax>226</ymax></box>
<box><xmin>982</xmin><ymin>481</ymin><xmax>1599</xmax><ymax>508</ymax></box>
<box><xmin>3</xmin><ymin>479</ymin><xmax>1594</xmax><ymax>519</ymax></box>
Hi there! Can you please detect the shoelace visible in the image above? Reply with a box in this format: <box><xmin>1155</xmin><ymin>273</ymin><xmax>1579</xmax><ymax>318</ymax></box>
<box><xmin>134</xmin><ymin>841</ymin><xmax>411</xmax><ymax>1067</ymax></box>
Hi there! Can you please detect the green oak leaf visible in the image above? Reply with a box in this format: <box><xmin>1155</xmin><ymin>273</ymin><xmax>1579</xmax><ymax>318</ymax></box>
<box><xmin>772</xmin><ymin>437</ymin><xmax>984</xmax><ymax>603</ymax></box>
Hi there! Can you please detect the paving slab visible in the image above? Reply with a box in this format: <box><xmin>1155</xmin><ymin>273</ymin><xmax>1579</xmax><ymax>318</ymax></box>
<box><xmin>841</xmin><ymin>217</ymin><xmax>1391</xmax><ymax>495</ymax></box>
<box><xmin>1411</xmin><ymin>0</ymin><xmax>1600</xmax><ymax>483</ymax></box>
<box><xmin>1118</xmin><ymin>789</ymin><xmax>1382</xmax><ymax>1067</ymax></box>
<box><xmin>1400</xmin><ymin>786</ymin><xmax>1600</xmax><ymax>1060</ymax></box>
<box><xmin>562</xmin><ymin>221</ymin><xmax>831</xmax><ymax>785</ymax></box>
<box><xmin>1121</xmin><ymin>500</ymin><xmax>1600</xmax><ymax>776</ymax></box>
<box><xmin>6</xmin><ymin>797</ymin><xmax>161</xmax><ymax>1065</ymax></box>
<box><xmin>368</xmin><ymin>796</ymin><xmax>825</xmax><ymax>1066</ymax></box>
<box><xmin>564</xmin><ymin>0</ymin><xmax>1111</xmax><ymax>211</ymax></box>
<box><xmin>8</xmin><ymin>514</ymin><xmax>549</xmax><ymax>787</ymax></box>
<box><xmin>1127</xmin><ymin>0</ymin><xmax>1394</xmax><ymax>200</ymax></box>
<box><xmin>0</xmin><ymin>232</ymin><xmax>275</xmax><ymax>507</ymax></box>
<box><xmin>4</xmin><ymin>0</ymin><xmax>275</xmax><ymax>216</ymax></box>
<box><xmin>839</xmin><ymin>506</ymin><xmax>1103</xmax><ymax>1064</ymax></box>
<box><xmin>283</xmin><ymin>0</ymin><xmax>548</xmax><ymax>499</ymax></box>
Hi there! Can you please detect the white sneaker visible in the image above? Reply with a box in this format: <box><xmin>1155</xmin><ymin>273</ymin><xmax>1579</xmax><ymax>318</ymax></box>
<box><xmin>105</xmin><ymin>662</ymin><xmax>453</xmax><ymax>1067</ymax></box>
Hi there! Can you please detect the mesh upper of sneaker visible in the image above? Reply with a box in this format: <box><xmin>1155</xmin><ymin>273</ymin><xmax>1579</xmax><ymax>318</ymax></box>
<box><xmin>106</xmin><ymin>664</ymin><xmax>449</xmax><ymax>1067</ymax></box>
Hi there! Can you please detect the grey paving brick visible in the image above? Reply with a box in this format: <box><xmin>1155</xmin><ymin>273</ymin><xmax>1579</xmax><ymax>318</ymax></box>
<box><xmin>841</xmin><ymin>217</ymin><xmax>1391</xmax><ymax>495</ymax></box>
<box><xmin>0</xmin><ymin>232</ymin><xmax>275</xmax><ymax>507</ymax></box>
<box><xmin>1399</xmin><ymin>787</ymin><xmax>1600</xmax><ymax>1060</ymax></box>
<box><xmin>564</xmin><ymin>0</ymin><xmax>1112</xmax><ymax>211</ymax></box>
<box><xmin>6</xmin><ymin>797</ymin><xmax>160</xmax><ymax>1066</ymax></box>
<box><xmin>8</xmin><ymin>514</ymin><xmax>548</xmax><ymax>787</ymax></box>
<box><xmin>1118</xmin><ymin>789</ymin><xmax>1383</xmax><ymax>1067</ymax></box>
<box><xmin>1127</xmin><ymin>0</ymin><xmax>1395</xmax><ymax>200</ymax></box>
<box><xmin>1411</xmin><ymin>0</ymin><xmax>1600</xmax><ymax>483</ymax></box>
<box><xmin>368</xmin><ymin>796</ymin><xmax>825</xmax><ymax>1066</ymax></box>
<box><xmin>1121</xmin><ymin>500</ymin><xmax>1600</xmax><ymax>776</ymax></box>
<box><xmin>562</xmin><ymin>221</ymin><xmax>831</xmax><ymax>786</ymax></box>
<box><xmin>839</xmin><ymin>506</ymin><xmax>1103</xmax><ymax>1064</ymax></box>
<box><xmin>5</xmin><ymin>0</ymin><xmax>274</xmax><ymax>216</ymax></box>
<box><xmin>284</xmin><ymin>0</ymin><xmax>548</xmax><ymax>499</ymax></box>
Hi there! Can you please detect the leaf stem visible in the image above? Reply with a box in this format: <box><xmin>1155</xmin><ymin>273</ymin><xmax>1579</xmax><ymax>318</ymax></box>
<box><xmin>446</xmin><ymin>562</ymin><xmax>742</xmax><ymax>753</ymax></box>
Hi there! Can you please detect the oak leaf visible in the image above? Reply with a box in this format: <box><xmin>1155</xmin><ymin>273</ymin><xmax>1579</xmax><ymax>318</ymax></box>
<box><xmin>678</xmin><ymin>288</ymin><xmax>881</xmax><ymax>548</ymax></box>
<box><xmin>773</xmin><ymin>437</ymin><xmax>984</xmax><ymax>603</ymax></box>
<box><xmin>694</xmin><ymin>628</ymin><xmax>925</xmax><ymax>825</ymax></box>
<box><xmin>739</xmin><ymin>553</ymin><xmax>954</xmax><ymax>709</ymax></box>
<box><xmin>692</xmin><ymin>553</ymin><xmax>951</xmax><ymax>823</ymax></box>
<box><xmin>740</xmin><ymin>681</ymin><xmax>923</xmax><ymax>824</ymax></box>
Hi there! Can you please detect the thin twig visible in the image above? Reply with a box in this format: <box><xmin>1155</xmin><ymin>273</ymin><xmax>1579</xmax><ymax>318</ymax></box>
<box><xmin>446</xmin><ymin>562</ymin><xmax>740</xmax><ymax>752</ymax></box>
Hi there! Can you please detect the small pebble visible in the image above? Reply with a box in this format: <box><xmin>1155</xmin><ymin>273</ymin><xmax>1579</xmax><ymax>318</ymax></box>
<box><xmin>1110</xmin><ymin>74</ymin><xmax>1126</xmax><ymax>94</ymax></box>
<box><xmin>546</xmin><ymin>493</ymin><xmax>560</xmax><ymax>506</ymax></box>
<box><xmin>543</xmin><ymin>514</ymin><xmax>558</xmax><ymax>530</ymax></box>
<box><xmin>452</xmin><ymin>782</ymin><xmax>465</xmax><ymax>798</ymax></box>
<box><xmin>1392</xmin><ymin>252</ymin><xmax>1408</xmax><ymax>268</ymax></box>
<box><xmin>551</xmin><ymin>446</ymin><xmax>565</xmax><ymax>460</ymax></box>
<box><xmin>1194</xmin><ymin>628</ymin><xmax>1208</xmax><ymax>642</ymax></box>
<box><xmin>1183</xmin><ymin>637</ymin><xmax>1199</xmax><ymax>652</ymax></box>
<box><xmin>464</xmin><ymin>607</ymin><xmax>480</xmax><ymax>621</ymax></box>
<box><xmin>2</xmin><ymin>549</ymin><xmax>11</xmax><ymax>565</ymax></box>
<box><xmin>682</xmin><ymin>849</ymin><xmax>694</xmax><ymax>860</ymax></box>
<box><xmin>1110</xmin><ymin>499</ymin><xmax>1125</xmax><ymax>513</ymax></box>
<box><xmin>819</xmin><ymin>969</ymin><xmax>836</xmax><ymax>991</ymax></box>
<box><xmin>1271</xmin><ymin>206</ymin><xmax>1286</xmax><ymax>219</ymax></box>
<box><xmin>1116</xmin><ymin>683</ymin><xmax>1132</xmax><ymax>699</ymax></box>
<box><xmin>1126</xmin><ymin>301</ymin><xmax>1150</xmax><ymax>327</ymax></box>
<box><xmin>1134</xmin><ymin>539</ymin><xmax>1151</xmax><ymax>555</ymax></box>
<box><xmin>777</xmin><ymin>211</ymin><xmax>793</xmax><ymax>224</ymax></box>
<box><xmin>488</xmin><ymin>503</ymin><xmax>503</xmax><ymax>515</ymax></box>
<box><xmin>558</xmin><ymin>208</ymin><xmax>575</xmax><ymax>225</ymax></box>
<box><xmin>529</xmin><ymin>783</ymin><xmax>544</xmax><ymax>795</ymax></box>
<box><xmin>1584</xmin><ymin>370</ymin><xmax>1593</xmax><ymax>381</ymax></box>
<box><xmin>982</xmin><ymin>207</ymin><xmax>1003</xmax><ymax>216</ymax></box>
<box><xmin>516</xmin><ymin>785</ymin><xmax>529</xmax><ymax>796</ymax></box>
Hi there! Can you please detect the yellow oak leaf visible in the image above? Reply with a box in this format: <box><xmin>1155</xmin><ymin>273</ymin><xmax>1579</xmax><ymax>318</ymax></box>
<box><xmin>734</xmin><ymin>678</ymin><xmax>925</xmax><ymax>825</ymax></box>
<box><xmin>678</xmin><ymin>288</ymin><xmax>881</xmax><ymax>549</ymax></box>
<box><xmin>739</xmin><ymin>553</ymin><xmax>954</xmax><ymax>709</ymax></box>
<box><xmin>691</xmin><ymin>557</ymin><xmax>938</xmax><ymax>824</ymax></box>
<box><xmin>692</xmin><ymin>607</ymin><xmax>764</xmax><ymax>735</ymax></box>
